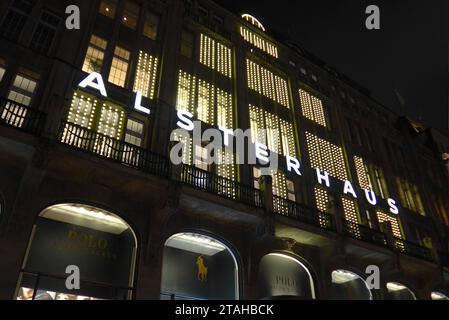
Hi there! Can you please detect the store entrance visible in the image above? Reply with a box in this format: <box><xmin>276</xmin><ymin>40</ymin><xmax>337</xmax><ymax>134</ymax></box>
<box><xmin>15</xmin><ymin>204</ymin><xmax>137</xmax><ymax>300</ymax></box>
<box><xmin>160</xmin><ymin>233</ymin><xmax>239</xmax><ymax>300</ymax></box>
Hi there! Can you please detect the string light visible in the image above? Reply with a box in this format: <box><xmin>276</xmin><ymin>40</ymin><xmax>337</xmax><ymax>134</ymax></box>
<box><xmin>133</xmin><ymin>50</ymin><xmax>158</xmax><ymax>99</ymax></box>
<box><xmin>299</xmin><ymin>89</ymin><xmax>327</xmax><ymax>127</ymax></box>
<box><xmin>239</xmin><ymin>25</ymin><xmax>278</xmax><ymax>58</ymax></box>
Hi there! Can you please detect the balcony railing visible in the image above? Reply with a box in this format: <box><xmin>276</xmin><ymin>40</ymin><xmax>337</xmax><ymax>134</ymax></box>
<box><xmin>394</xmin><ymin>238</ymin><xmax>434</xmax><ymax>262</ymax></box>
<box><xmin>342</xmin><ymin>220</ymin><xmax>388</xmax><ymax>247</ymax></box>
<box><xmin>181</xmin><ymin>164</ymin><xmax>264</xmax><ymax>208</ymax></box>
<box><xmin>273</xmin><ymin>195</ymin><xmax>335</xmax><ymax>231</ymax></box>
<box><xmin>0</xmin><ymin>98</ymin><xmax>46</xmax><ymax>135</ymax></box>
<box><xmin>58</xmin><ymin>121</ymin><xmax>169</xmax><ymax>178</ymax></box>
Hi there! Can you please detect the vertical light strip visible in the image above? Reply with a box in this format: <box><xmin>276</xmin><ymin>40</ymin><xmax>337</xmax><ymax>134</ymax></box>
<box><xmin>133</xmin><ymin>50</ymin><xmax>158</xmax><ymax>99</ymax></box>
<box><xmin>239</xmin><ymin>26</ymin><xmax>278</xmax><ymax>58</ymax></box>
<box><xmin>299</xmin><ymin>89</ymin><xmax>327</xmax><ymax>127</ymax></box>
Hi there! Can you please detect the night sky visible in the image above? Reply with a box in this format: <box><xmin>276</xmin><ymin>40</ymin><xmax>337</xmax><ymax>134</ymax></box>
<box><xmin>215</xmin><ymin>0</ymin><xmax>449</xmax><ymax>132</ymax></box>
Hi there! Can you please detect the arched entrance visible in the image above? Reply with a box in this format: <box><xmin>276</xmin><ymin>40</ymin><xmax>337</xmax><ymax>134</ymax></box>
<box><xmin>257</xmin><ymin>253</ymin><xmax>316</xmax><ymax>300</ymax></box>
<box><xmin>330</xmin><ymin>269</ymin><xmax>373</xmax><ymax>300</ymax></box>
<box><xmin>386</xmin><ymin>282</ymin><xmax>416</xmax><ymax>300</ymax></box>
<box><xmin>160</xmin><ymin>232</ymin><xmax>239</xmax><ymax>300</ymax></box>
<box><xmin>16</xmin><ymin>204</ymin><xmax>137</xmax><ymax>300</ymax></box>
<box><xmin>431</xmin><ymin>291</ymin><xmax>449</xmax><ymax>300</ymax></box>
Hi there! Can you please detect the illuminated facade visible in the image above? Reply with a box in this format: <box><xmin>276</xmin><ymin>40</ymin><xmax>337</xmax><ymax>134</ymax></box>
<box><xmin>0</xmin><ymin>0</ymin><xmax>448</xmax><ymax>300</ymax></box>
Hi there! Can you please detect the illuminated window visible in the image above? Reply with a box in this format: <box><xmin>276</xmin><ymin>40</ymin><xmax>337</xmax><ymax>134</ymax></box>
<box><xmin>314</xmin><ymin>187</ymin><xmax>329</xmax><ymax>213</ymax></box>
<box><xmin>246</xmin><ymin>60</ymin><xmax>289</xmax><ymax>107</ymax></box>
<box><xmin>377</xmin><ymin>211</ymin><xmax>403</xmax><ymax>239</ymax></box>
<box><xmin>200</xmin><ymin>34</ymin><xmax>232</xmax><ymax>78</ymax></box>
<box><xmin>176</xmin><ymin>70</ymin><xmax>196</xmax><ymax>115</ymax></box>
<box><xmin>216</xmin><ymin>148</ymin><xmax>236</xmax><ymax>182</ymax></box>
<box><xmin>1</xmin><ymin>73</ymin><xmax>38</xmax><ymax>128</ymax></box>
<box><xmin>197</xmin><ymin>79</ymin><xmax>215</xmax><ymax>125</ymax></box>
<box><xmin>108</xmin><ymin>46</ymin><xmax>130</xmax><ymax>88</ymax></box>
<box><xmin>253</xmin><ymin>168</ymin><xmax>290</xmax><ymax>201</ymax></box>
<box><xmin>217</xmin><ymin>88</ymin><xmax>233</xmax><ymax>129</ymax></box>
<box><xmin>373</xmin><ymin>167</ymin><xmax>389</xmax><ymax>198</ymax></box>
<box><xmin>143</xmin><ymin>11</ymin><xmax>159</xmax><ymax>40</ymax></box>
<box><xmin>396</xmin><ymin>178</ymin><xmax>425</xmax><ymax>215</ymax></box>
<box><xmin>82</xmin><ymin>35</ymin><xmax>107</xmax><ymax>73</ymax></box>
<box><xmin>353</xmin><ymin>156</ymin><xmax>373</xmax><ymax>190</ymax></box>
<box><xmin>7</xmin><ymin>74</ymin><xmax>37</xmax><ymax>106</ymax></box>
<box><xmin>99</xmin><ymin>0</ymin><xmax>117</xmax><ymax>18</ymax></box>
<box><xmin>286</xmin><ymin>179</ymin><xmax>295</xmax><ymax>202</ymax></box>
<box><xmin>1</xmin><ymin>0</ymin><xmax>34</xmax><ymax>40</ymax></box>
<box><xmin>299</xmin><ymin>89</ymin><xmax>327</xmax><ymax>127</ymax></box>
<box><xmin>67</xmin><ymin>91</ymin><xmax>98</xmax><ymax>129</ymax></box>
<box><xmin>176</xmin><ymin>70</ymin><xmax>233</xmax><ymax>128</ymax></box>
<box><xmin>122</xmin><ymin>0</ymin><xmax>139</xmax><ymax>29</ymax></box>
<box><xmin>172</xmin><ymin>131</ymin><xmax>192</xmax><ymax>165</ymax></box>
<box><xmin>96</xmin><ymin>102</ymin><xmax>125</xmax><ymax>139</ymax></box>
<box><xmin>239</xmin><ymin>26</ymin><xmax>278</xmax><ymax>58</ymax></box>
<box><xmin>342</xmin><ymin>197</ymin><xmax>360</xmax><ymax>225</ymax></box>
<box><xmin>30</xmin><ymin>11</ymin><xmax>60</xmax><ymax>54</ymax></box>
<box><xmin>133</xmin><ymin>50</ymin><xmax>158</xmax><ymax>99</ymax></box>
<box><xmin>306</xmin><ymin>132</ymin><xmax>347</xmax><ymax>181</ymax></box>
<box><xmin>194</xmin><ymin>144</ymin><xmax>209</xmax><ymax>171</ymax></box>
<box><xmin>249</xmin><ymin>105</ymin><xmax>296</xmax><ymax>157</ymax></box>
<box><xmin>124</xmin><ymin>118</ymin><xmax>144</xmax><ymax>147</ymax></box>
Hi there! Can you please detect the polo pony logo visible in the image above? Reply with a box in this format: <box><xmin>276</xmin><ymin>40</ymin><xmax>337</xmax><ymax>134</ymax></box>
<box><xmin>196</xmin><ymin>255</ymin><xmax>208</xmax><ymax>282</ymax></box>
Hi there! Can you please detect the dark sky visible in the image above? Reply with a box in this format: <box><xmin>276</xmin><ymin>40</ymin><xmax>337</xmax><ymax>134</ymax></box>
<box><xmin>214</xmin><ymin>0</ymin><xmax>449</xmax><ymax>132</ymax></box>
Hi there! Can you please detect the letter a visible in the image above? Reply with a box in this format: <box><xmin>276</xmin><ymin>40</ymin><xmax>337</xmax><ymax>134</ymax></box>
<box><xmin>365</xmin><ymin>265</ymin><xmax>380</xmax><ymax>290</ymax></box>
<box><xmin>365</xmin><ymin>5</ymin><xmax>380</xmax><ymax>30</ymax></box>
<box><xmin>65</xmin><ymin>265</ymin><xmax>80</xmax><ymax>290</ymax></box>
<box><xmin>78</xmin><ymin>72</ymin><xmax>108</xmax><ymax>97</ymax></box>
<box><xmin>66</xmin><ymin>5</ymin><xmax>80</xmax><ymax>30</ymax></box>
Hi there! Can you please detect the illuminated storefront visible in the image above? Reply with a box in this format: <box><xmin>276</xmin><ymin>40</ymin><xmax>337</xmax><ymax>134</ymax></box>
<box><xmin>160</xmin><ymin>233</ymin><xmax>239</xmax><ymax>300</ymax></box>
<box><xmin>15</xmin><ymin>204</ymin><xmax>137</xmax><ymax>300</ymax></box>
<box><xmin>257</xmin><ymin>253</ymin><xmax>316</xmax><ymax>300</ymax></box>
<box><xmin>330</xmin><ymin>270</ymin><xmax>373</xmax><ymax>300</ymax></box>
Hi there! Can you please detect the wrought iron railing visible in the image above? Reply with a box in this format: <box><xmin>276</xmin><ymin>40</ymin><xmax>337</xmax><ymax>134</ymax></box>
<box><xmin>58</xmin><ymin>121</ymin><xmax>169</xmax><ymax>178</ymax></box>
<box><xmin>0</xmin><ymin>98</ymin><xmax>46</xmax><ymax>135</ymax></box>
<box><xmin>272</xmin><ymin>195</ymin><xmax>335</xmax><ymax>231</ymax></box>
<box><xmin>342</xmin><ymin>220</ymin><xmax>388</xmax><ymax>247</ymax></box>
<box><xmin>181</xmin><ymin>164</ymin><xmax>264</xmax><ymax>208</ymax></box>
<box><xmin>394</xmin><ymin>238</ymin><xmax>434</xmax><ymax>262</ymax></box>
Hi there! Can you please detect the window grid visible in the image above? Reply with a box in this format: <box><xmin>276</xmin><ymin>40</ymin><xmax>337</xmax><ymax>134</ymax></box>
<box><xmin>306</xmin><ymin>132</ymin><xmax>347</xmax><ymax>181</ymax></box>
<box><xmin>124</xmin><ymin>118</ymin><xmax>144</xmax><ymax>147</ymax></box>
<box><xmin>216</xmin><ymin>148</ymin><xmax>236</xmax><ymax>182</ymax></box>
<box><xmin>1</xmin><ymin>0</ymin><xmax>34</xmax><ymax>40</ymax></box>
<box><xmin>67</xmin><ymin>92</ymin><xmax>98</xmax><ymax>129</ymax></box>
<box><xmin>299</xmin><ymin>89</ymin><xmax>327</xmax><ymax>127</ymax></box>
<box><xmin>82</xmin><ymin>35</ymin><xmax>107</xmax><ymax>73</ymax></box>
<box><xmin>246</xmin><ymin>59</ymin><xmax>289</xmax><ymax>107</ymax></box>
<box><xmin>314</xmin><ymin>186</ymin><xmax>329</xmax><ymax>213</ymax></box>
<box><xmin>342</xmin><ymin>197</ymin><xmax>361</xmax><ymax>238</ymax></box>
<box><xmin>377</xmin><ymin>211</ymin><xmax>403</xmax><ymax>240</ymax></box>
<box><xmin>354</xmin><ymin>156</ymin><xmax>372</xmax><ymax>190</ymax></box>
<box><xmin>143</xmin><ymin>11</ymin><xmax>159</xmax><ymax>40</ymax></box>
<box><xmin>30</xmin><ymin>11</ymin><xmax>59</xmax><ymax>53</ymax></box>
<box><xmin>197</xmin><ymin>79</ymin><xmax>215</xmax><ymax>125</ymax></box>
<box><xmin>176</xmin><ymin>70</ymin><xmax>233</xmax><ymax>128</ymax></box>
<box><xmin>199</xmin><ymin>34</ymin><xmax>232</xmax><ymax>78</ymax></box>
<box><xmin>108</xmin><ymin>46</ymin><xmax>130</xmax><ymax>88</ymax></box>
<box><xmin>239</xmin><ymin>26</ymin><xmax>278</xmax><ymax>58</ymax></box>
<box><xmin>249</xmin><ymin>105</ymin><xmax>295</xmax><ymax>157</ymax></box>
<box><xmin>133</xmin><ymin>50</ymin><xmax>158</xmax><ymax>99</ymax></box>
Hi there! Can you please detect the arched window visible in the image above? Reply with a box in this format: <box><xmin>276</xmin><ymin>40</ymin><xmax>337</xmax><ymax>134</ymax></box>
<box><xmin>386</xmin><ymin>282</ymin><xmax>416</xmax><ymax>300</ymax></box>
<box><xmin>16</xmin><ymin>204</ymin><xmax>137</xmax><ymax>300</ymax></box>
<box><xmin>257</xmin><ymin>253</ymin><xmax>316</xmax><ymax>299</ymax></box>
<box><xmin>161</xmin><ymin>232</ymin><xmax>239</xmax><ymax>300</ymax></box>
<box><xmin>331</xmin><ymin>269</ymin><xmax>373</xmax><ymax>300</ymax></box>
<box><xmin>431</xmin><ymin>291</ymin><xmax>449</xmax><ymax>300</ymax></box>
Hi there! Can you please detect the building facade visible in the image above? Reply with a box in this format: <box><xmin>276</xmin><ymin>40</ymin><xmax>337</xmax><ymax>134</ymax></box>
<box><xmin>0</xmin><ymin>0</ymin><xmax>449</xmax><ymax>300</ymax></box>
